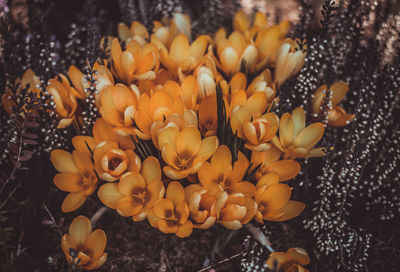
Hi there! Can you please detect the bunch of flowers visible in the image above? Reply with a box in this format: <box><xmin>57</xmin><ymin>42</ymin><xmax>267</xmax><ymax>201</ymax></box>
<box><xmin>3</xmin><ymin>9</ymin><xmax>355</xmax><ymax>271</ymax></box>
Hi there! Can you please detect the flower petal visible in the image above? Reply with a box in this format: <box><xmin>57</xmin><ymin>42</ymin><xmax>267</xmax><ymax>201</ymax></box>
<box><xmin>176</xmin><ymin>127</ymin><xmax>201</xmax><ymax>157</ymax></box>
<box><xmin>176</xmin><ymin>220</ymin><xmax>193</xmax><ymax>238</ymax></box>
<box><xmin>51</xmin><ymin>150</ymin><xmax>79</xmax><ymax>174</ymax></box>
<box><xmin>97</xmin><ymin>183</ymin><xmax>123</xmax><ymax>209</ymax></box>
<box><xmin>69</xmin><ymin>215</ymin><xmax>92</xmax><ymax>247</ymax></box>
<box><xmin>54</xmin><ymin>173</ymin><xmax>84</xmax><ymax>193</ymax></box>
<box><xmin>294</xmin><ymin>123</ymin><xmax>324</xmax><ymax>149</ymax></box>
<box><xmin>62</xmin><ymin>192</ymin><xmax>87</xmax><ymax>213</ymax></box>
<box><xmin>166</xmin><ymin>181</ymin><xmax>185</xmax><ymax>205</ymax></box>
<box><xmin>83</xmin><ymin>229</ymin><xmax>107</xmax><ymax>260</ymax></box>
<box><xmin>272</xmin><ymin>200</ymin><xmax>305</xmax><ymax>221</ymax></box>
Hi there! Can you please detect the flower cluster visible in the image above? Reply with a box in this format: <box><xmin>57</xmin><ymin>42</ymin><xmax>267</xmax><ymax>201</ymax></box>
<box><xmin>31</xmin><ymin>9</ymin><xmax>353</xmax><ymax>270</ymax></box>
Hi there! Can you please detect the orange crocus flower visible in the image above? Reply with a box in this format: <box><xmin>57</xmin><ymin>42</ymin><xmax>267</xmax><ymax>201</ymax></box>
<box><xmin>93</xmin><ymin>140</ymin><xmax>141</xmax><ymax>182</ymax></box>
<box><xmin>134</xmin><ymin>86</ymin><xmax>185</xmax><ymax>140</ymax></box>
<box><xmin>61</xmin><ymin>216</ymin><xmax>107</xmax><ymax>270</ymax></box>
<box><xmin>155</xmin><ymin>33</ymin><xmax>211</xmax><ymax>74</ymax></box>
<box><xmin>230</xmin><ymin>93</ymin><xmax>279</xmax><ymax>151</ymax></box>
<box><xmin>99</xmin><ymin>83</ymin><xmax>139</xmax><ymax>136</ymax></box>
<box><xmin>272</xmin><ymin>107</ymin><xmax>325</xmax><ymax>159</ymax></box>
<box><xmin>47</xmin><ymin>74</ymin><xmax>79</xmax><ymax>128</ymax></box>
<box><xmin>312</xmin><ymin>81</ymin><xmax>354</xmax><ymax>127</ymax></box>
<box><xmin>148</xmin><ymin>181</ymin><xmax>193</xmax><ymax>238</ymax></box>
<box><xmin>213</xmin><ymin>30</ymin><xmax>258</xmax><ymax>75</ymax></box>
<box><xmin>2</xmin><ymin>69</ymin><xmax>42</xmax><ymax>114</ymax></box>
<box><xmin>118</xmin><ymin>21</ymin><xmax>149</xmax><ymax>46</ymax></box>
<box><xmin>50</xmin><ymin>150</ymin><xmax>98</xmax><ymax>212</ymax></box>
<box><xmin>217</xmin><ymin>195</ymin><xmax>257</xmax><ymax>230</ymax></box>
<box><xmin>274</xmin><ymin>38</ymin><xmax>307</xmax><ymax>88</ymax></box>
<box><xmin>185</xmin><ymin>183</ymin><xmax>228</xmax><ymax>229</ymax></box>
<box><xmin>254</xmin><ymin>173</ymin><xmax>305</xmax><ymax>223</ymax></box>
<box><xmin>198</xmin><ymin>145</ymin><xmax>256</xmax><ymax>197</ymax></box>
<box><xmin>97</xmin><ymin>156</ymin><xmax>165</xmax><ymax>221</ymax></box>
<box><xmin>158</xmin><ymin>126</ymin><xmax>218</xmax><ymax>179</ymax></box>
<box><xmin>266</xmin><ymin>247</ymin><xmax>310</xmax><ymax>272</ymax></box>
<box><xmin>251</xmin><ymin>146</ymin><xmax>301</xmax><ymax>182</ymax></box>
<box><xmin>111</xmin><ymin>38</ymin><xmax>159</xmax><ymax>84</ymax></box>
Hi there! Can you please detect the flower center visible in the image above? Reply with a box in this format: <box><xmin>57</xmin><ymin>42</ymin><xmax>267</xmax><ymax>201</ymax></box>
<box><xmin>108</xmin><ymin>157</ymin><xmax>122</xmax><ymax>170</ymax></box>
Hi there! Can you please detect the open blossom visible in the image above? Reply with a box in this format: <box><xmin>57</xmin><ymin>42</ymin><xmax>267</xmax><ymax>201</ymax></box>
<box><xmin>213</xmin><ymin>30</ymin><xmax>258</xmax><ymax>75</ymax></box>
<box><xmin>312</xmin><ymin>81</ymin><xmax>354</xmax><ymax>127</ymax></box>
<box><xmin>111</xmin><ymin>38</ymin><xmax>159</xmax><ymax>84</ymax></box>
<box><xmin>61</xmin><ymin>216</ymin><xmax>107</xmax><ymax>270</ymax></box>
<box><xmin>93</xmin><ymin>141</ymin><xmax>141</xmax><ymax>182</ymax></box>
<box><xmin>98</xmin><ymin>156</ymin><xmax>165</xmax><ymax>221</ymax></box>
<box><xmin>99</xmin><ymin>83</ymin><xmax>139</xmax><ymax>136</ymax></box>
<box><xmin>254</xmin><ymin>173</ymin><xmax>305</xmax><ymax>223</ymax></box>
<box><xmin>158</xmin><ymin>126</ymin><xmax>219</xmax><ymax>179</ymax></box>
<box><xmin>274</xmin><ymin>38</ymin><xmax>307</xmax><ymax>88</ymax></box>
<box><xmin>218</xmin><ymin>195</ymin><xmax>257</xmax><ymax>230</ymax></box>
<box><xmin>133</xmin><ymin>84</ymin><xmax>186</xmax><ymax>139</ymax></box>
<box><xmin>154</xmin><ymin>33</ymin><xmax>211</xmax><ymax>74</ymax></box>
<box><xmin>252</xmin><ymin>146</ymin><xmax>300</xmax><ymax>181</ymax></box>
<box><xmin>47</xmin><ymin>74</ymin><xmax>79</xmax><ymax>128</ymax></box>
<box><xmin>148</xmin><ymin>181</ymin><xmax>193</xmax><ymax>238</ymax></box>
<box><xmin>272</xmin><ymin>107</ymin><xmax>325</xmax><ymax>159</ymax></box>
<box><xmin>2</xmin><ymin>69</ymin><xmax>41</xmax><ymax>114</ymax></box>
<box><xmin>198</xmin><ymin>145</ymin><xmax>255</xmax><ymax>197</ymax></box>
<box><xmin>185</xmin><ymin>183</ymin><xmax>228</xmax><ymax>229</ymax></box>
<box><xmin>230</xmin><ymin>92</ymin><xmax>279</xmax><ymax>151</ymax></box>
<box><xmin>51</xmin><ymin>150</ymin><xmax>98</xmax><ymax>212</ymax></box>
<box><xmin>118</xmin><ymin>21</ymin><xmax>149</xmax><ymax>46</ymax></box>
<box><xmin>266</xmin><ymin>247</ymin><xmax>310</xmax><ymax>272</ymax></box>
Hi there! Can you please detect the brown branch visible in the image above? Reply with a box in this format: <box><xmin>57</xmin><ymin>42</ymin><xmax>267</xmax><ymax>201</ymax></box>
<box><xmin>196</xmin><ymin>251</ymin><xmax>246</xmax><ymax>272</ymax></box>
<box><xmin>43</xmin><ymin>202</ymin><xmax>63</xmax><ymax>238</ymax></box>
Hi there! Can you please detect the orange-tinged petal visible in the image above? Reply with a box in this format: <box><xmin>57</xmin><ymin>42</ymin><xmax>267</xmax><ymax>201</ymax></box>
<box><xmin>231</xmin><ymin>106</ymin><xmax>251</xmax><ymax>137</ymax></box>
<box><xmin>218</xmin><ymin>220</ymin><xmax>242</xmax><ymax>230</ymax></box>
<box><xmin>220</xmin><ymin>203</ymin><xmax>247</xmax><ymax>221</ymax></box>
<box><xmin>292</xmin><ymin>107</ymin><xmax>305</xmax><ymax>138</ymax></box>
<box><xmin>72</xmin><ymin>136</ymin><xmax>96</xmax><ymax>156</ymax></box>
<box><xmin>153</xmin><ymin>198</ymin><xmax>174</xmax><ymax>219</ymax></box>
<box><xmin>61</xmin><ymin>233</ymin><xmax>76</xmax><ymax>256</ymax></box>
<box><xmin>231</xmin><ymin>182</ymin><xmax>256</xmax><ymax>198</ymax></box>
<box><xmin>62</xmin><ymin>191</ymin><xmax>87</xmax><ymax>213</ymax></box>
<box><xmin>117</xmin><ymin>195</ymin><xmax>143</xmax><ymax>216</ymax></box>
<box><xmin>72</xmin><ymin>151</ymin><xmax>94</xmax><ymax>177</ymax></box>
<box><xmin>196</xmin><ymin>136</ymin><xmax>219</xmax><ymax>161</ymax></box>
<box><xmin>256</xmin><ymin>173</ymin><xmax>279</xmax><ymax>188</ymax></box>
<box><xmin>230</xmin><ymin>73</ymin><xmax>247</xmax><ymax>92</ymax></box>
<box><xmin>294</xmin><ymin>123</ymin><xmax>324</xmax><ymax>149</ymax></box>
<box><xmin>243</xmin><ymin>122</ymin><xmax>258</xmax><ymax>145</ymax></box>
<box><xmin>265</xmin><ymin>159</ymin><xmax>300</xmax><ymax>181</ymax></box>
<box><xmin>330</xmin><ymin>81</ymin><xmax>348</xmax><ymax>105</ymax></box>
<box><xmin>51</xmin><ymin>150</ymin><xmax>79</xmax><ymax>174</ymax></box>
<box><xmin>176</xmin><ymin>127</ymin><xmax>202</xmax><ymax>156</ymax></box>
<box><xmin>210</xmin><ymin>145</ymin><xmax>232</xmax><ymax>174</ymax></box>
<box><xmin>161</xmin><ymin>143</ymin><xmax>180</xmax><ymax>169</ymax></box>
<box><xmin>221</xmin><ymin>47</ymin><xmax>238</xmax><ymax>73</ymax></box>
<box><xmin>83</xmin><ymin>252</ymin><xmax>107</xmax><ymax>270</ymax></box>
<box><xmin>125</xmin><ymin>149</ymin><xmax>141</xmax><ymax>172</ymax></box>
<box><xmin>141</xmin><ymin>156</ymin><xmax>161</xmax><ymax>184</ymax></box>
<box><xmin>170</xmin><ymin>34</ymin><xmax>190</xmax><ymax>64</ymax></box>
<box><xmin>166</xmin><ymin>181</ymin><xmax>185</xmax><ymax>204</ymax></box>
<box><xmin>190</xmin><ymin>35</ymin><xmax>210</xmax><ymax>62</ymax></box>
<box><xmin>54</xmin><ymin>173</ymin><xmax>84</xmax><ymax>193</ymax></box>
<box><xmin>69</xmin><ymin>215</ymin><xmax>92</xmax><ymax>246</ymax></box>
<box><xmin>97</xmin><ymin>183</ymin><xmax>123</xmax><ymax>209</ymax></box>
<box><xmin>198</xmin><ymin>162</ymin><xmax>218</xmax><ymax>186</ymax></box>
<box><xmin>272</xmin><ymin>200</ymin><xmax>305</xmax><ymax>221</ymax></box>
<box><xmin>260</xmin><ymin>183</ymin><xmax>291</xmax><ymax>213</ymax></box>
<box><xmin>287</xmin><ymin>247</ymin><xmax>310</xmax><ymax>265</ymax></box>
<box><xmin>232</xmin><ymin>152</ymin><xmax>249</xmax><ymax>181</ymax></box>
<box><xmin>146</xmin><ymin>179</ymin><xmax>165</xmax><ymax>207</ymax></box>
<box><xmin>83</xmin><ymin>229</ymin><xmax>106</xmax><ymax>260</ymax></box>
<box><xmin>176</xmin><ymin>220</ymin><xmax>193</xmax><ymax>238</ymax></box>
<box><xmin>157</xmin><ymin>219</ymin><xmax>178</xmax><ymax>234</ymax></box>
<box><xmin>158</xmin><ymin>125</ymin><xmax>179</xmax><ymax>150</ymax></box>
<box><xmin>279</xmin><ymin>113</ymin><xmax>294</xmax><ymax>147</ymax></box>
<box><xmin>119</xmin><ymin>172</ymin><xmax>146</xmax><ymax>195</ymax></box>
<box><xmin>100</xmin><ymin>106</ymin><xmax>124</xmax><ymax>127</ymax></box>
<box><xmin>93</xmin><ymin>118</ymin><xmax>119</xmax><ymax>143</ymax></box>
